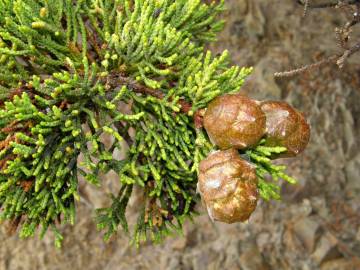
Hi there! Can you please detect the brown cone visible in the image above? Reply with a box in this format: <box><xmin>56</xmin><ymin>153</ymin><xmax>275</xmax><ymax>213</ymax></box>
<box><xmin>261</xmin><ymin>101</ymin><xmax>310</xmax><ymax>157</ymax></box>
<box><xmin>198</xmin><ymin>149</ymin><xmax>258</xmax><ymax>223</ymax></box>
<box><xmin>203</xmin><ymin>94</ymin><xmax>266</xmax><ymax>150</ymax></box>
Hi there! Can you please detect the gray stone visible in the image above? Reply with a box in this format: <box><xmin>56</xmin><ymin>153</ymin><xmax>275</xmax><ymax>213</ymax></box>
<box><xmin>293</xmin><ymin>216</ymin><xmax>321</xmax><ymax>252</ymax></box>
<box><xmin>311</xmin><ymin>232</ymin><xmax>341</xmax><ymax>264</ymax></box>
<box><xmin>244</xmin><ymin>1</ymin><xmax>265</xmax><ymax>40</ymax></box>
<box><xmin>239</xmin><ymin>243</ymin><xmax>270</xmax><ymax>270</ymax></box>
<box><xmin>345</xmin><ymin>154</ymin><xmax>360</xmax><ymax>197</ymax></box>
<box><xmin>321</xmin><ymin>258</ymin><xmax>360</xmax><ymax>270</ymax></box>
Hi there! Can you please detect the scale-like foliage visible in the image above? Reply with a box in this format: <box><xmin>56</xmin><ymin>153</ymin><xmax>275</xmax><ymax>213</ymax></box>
<box><xmin>0</xmin><ymin>0</ymin><xmax>296</xmax><ymax>247</ymax></box>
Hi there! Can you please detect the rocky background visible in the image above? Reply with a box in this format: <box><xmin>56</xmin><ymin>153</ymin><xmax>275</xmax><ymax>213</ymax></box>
<box><xmin>1</xmin><ymin>0</ymin><xmax>360</xmax><ymax>269</ymax></box>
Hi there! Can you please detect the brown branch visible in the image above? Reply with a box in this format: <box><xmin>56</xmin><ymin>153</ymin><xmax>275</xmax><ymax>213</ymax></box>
<box><xmin>337</xmin><ymin>41</ymin><xmax>360</xmax><ymax>68</ymax></box>
<box><xmin>302</xmin><ymin>0</ymin><xmax>310</xmax><ymax>16</ymax></box>
<box><xmin>274</xmin><ymin>55</ymin><xmax>338</xmax><ymax>77</ymax></box>
<box><xmin>106</xmin><ymin>73</ymin><xmax>193</xmax><ymax>114</ymax></box>
<box><xmin>277</xmin><ymin>0</ymin><xmax>360</xmax><ymax>77</ymax></box>
<box><xmin>5</xmin><ymin>216</ymin><xmax>22</xmax><ymax>236</ymax></box>
<box><xmin>297</xmin><ymin>0</ymin><xmax>359</xmax><ymax>9</ymax></box>
<box><xmin>275</xmin><ymin>40</ymin><xmax>359</xmax><ymax>77</ymax></box>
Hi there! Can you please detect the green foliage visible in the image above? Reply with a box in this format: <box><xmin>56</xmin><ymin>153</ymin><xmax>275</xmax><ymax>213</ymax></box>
<box><xmin>0</xmin><ymin>0</ymin><xmax>296</xmax><ymax>247</ymax></box>
<box><xmin>246</xmin><ymin>140</ymin><xmax>297</xmax><ymax>201</ymax></box>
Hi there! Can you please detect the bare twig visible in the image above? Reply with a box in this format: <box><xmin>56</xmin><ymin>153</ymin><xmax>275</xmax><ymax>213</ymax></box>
<box><xmin>337</xmin><ymin>42</ymin><xmax>360</xmax><ymax>67</ymax></box>
<box><xmin>297</xmin><ymin>0</ymin><xmax>359</xmax><ymax>9</ymax></box>
<box><xmin>274</xmin><ymin>55</ymin><xmax>338</xmax><ymax>77</ymax></box>
<box><xmin>303</xmin><ymin>0</ymin><xmax>310</xmax><ymax>16</ymax></box>
<box><xmin>276</xmin><ymin>0</ymin><xmax>360</xmax><ymax>77</ymax></box>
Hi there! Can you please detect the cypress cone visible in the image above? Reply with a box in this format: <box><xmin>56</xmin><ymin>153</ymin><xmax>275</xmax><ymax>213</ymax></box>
<box><xmin>261</xmin><ymin>101</ymin><xmax>310</xmax><ymax>157</ymax></box>
<box><xmin>198</xmin><ymin>149</ymin><xmax>258</xmax><ymax>223</ymax></box>
<box><xmin>203</xmin><ymin>94</ymin><xmax>266</xmax><ymax>150</ymax></box>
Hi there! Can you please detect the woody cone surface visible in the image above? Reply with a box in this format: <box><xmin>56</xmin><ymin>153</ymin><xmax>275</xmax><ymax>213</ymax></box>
<box><xmin>261</xmin><ymin>101</ymin><xmax>310</xmax><ymax>157</ymax></box>
<box><xmin>198</xmin><ymin>149</ymin><xmax>258</xmax><ymax>223</ymax></box>
<box><xmin>203</xmin><ymin>94</ymin><xmax>266</xmax><ymax>150</ymax></box>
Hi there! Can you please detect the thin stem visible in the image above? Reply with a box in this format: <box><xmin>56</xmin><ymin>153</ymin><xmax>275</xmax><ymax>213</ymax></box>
<box><xmin>337</xmin><ymin>42</ymin><xmax>360</xmax><ymax>68</ymax></box>
<box><xmin>297</xmin><ymin>0</ymin><xmax>359</xmax><ymax>9</ymax></box>
<box><xmin>274</xmin><ymin>55</ymin><xmax>338</xmax><ymax>77</ymax></box>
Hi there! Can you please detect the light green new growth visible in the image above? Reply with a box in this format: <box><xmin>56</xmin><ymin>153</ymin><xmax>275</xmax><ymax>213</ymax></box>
<box><xmin>0</xmin><ymin>0</ymin><xmax>296</xmax><ymax>247</ymax></box>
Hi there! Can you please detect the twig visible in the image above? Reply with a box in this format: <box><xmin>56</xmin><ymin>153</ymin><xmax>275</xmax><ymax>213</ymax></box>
<box><xmin>337</xmin><ymin>41</ymin><xmax>360</xmax><ymax>67</ymax></box>
<box><xmin>303</xmin><ymin>0</ymin><xmax>310</xmax><ymax>16</ymax></box>
<box><xmin>297</xmin><ymin>0</ymin><xmax>359</xmax><ymax>9</ymax></box>
<box><xmin>274</xmin><ymin>55</ymin><xmax>338</xmax><ymax>77</ymax></box>
<box><xmin>276</xmin><ymin>1</ymin><xmax>360</xmax><ymax>77</ymax></box>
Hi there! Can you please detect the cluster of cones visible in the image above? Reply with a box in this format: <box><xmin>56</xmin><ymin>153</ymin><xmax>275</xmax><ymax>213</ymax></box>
<box><xmin>197</xmin><ymin>94</ymin><xmax>310</xmax><ymax>223</ymax></box>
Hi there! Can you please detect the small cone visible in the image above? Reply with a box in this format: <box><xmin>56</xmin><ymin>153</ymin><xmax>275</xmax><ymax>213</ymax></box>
<box><xmin>198</xmin><ymin>149</ymin><xmax>258</xmax><ymax>223</ymax></box>
<box><xmin>261</xmin><ymin>101</ymin><xmax>310</xmax><ymax>157</ymax></box>
<box><xmin>203</xmin><ymin>94</ymin><xmax>266</xmax><ymax>150</ymax></box>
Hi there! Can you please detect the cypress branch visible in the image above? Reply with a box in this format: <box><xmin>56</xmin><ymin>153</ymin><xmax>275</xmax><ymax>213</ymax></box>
<box><xmin>0</xmin><ymin>0</ymin><xmax>306</xmax><ymax>247</ymax></box>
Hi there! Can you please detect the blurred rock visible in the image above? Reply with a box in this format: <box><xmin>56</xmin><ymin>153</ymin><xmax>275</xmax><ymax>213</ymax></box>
<box><xmin>321</xmin><ymin>258</ymin><xmax>360</xmax><ymax>270</ymax></box>
<box><xmin>244</xmin><ymin>1</ymin><xmax>265</xmax><ymax>41</ymax></box>
<box><xmin>311</xmin><ymin>232</ymin><xmax>341</xmax><ymax>264</ymax></box>
<box><xmin>239</xmin><ymin>242</ymin><xmax>270</xmax><ymax>270</ymax></box>
<box><xmin>345</xmin><ymin>154</ymin><xmax>360</xmax><ymax>198</ymax></box>
<box><xmin>293</xmin><ymin>216</ymin><xmax>321</xmax><ymax>252</ymax></box>
<box><xmin>256</xmin><ymin>231</ymin><xmax>271</xmax><ymax>252</ymax></box>
<box><xmin>171</xmin><ymin>236</ymin><xmax>187</xmax><ymax>251</ymax></box>
<box><xmin>242</xmin><ymin>57</ymin><xmax>283</xmax><ymax>99</ymax></box>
